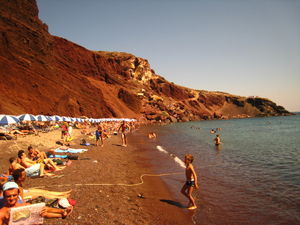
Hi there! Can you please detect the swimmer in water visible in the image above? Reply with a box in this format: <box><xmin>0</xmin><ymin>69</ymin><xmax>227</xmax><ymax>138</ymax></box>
<box><xmin>214</xmin><ymin>134</ymin><xmax>221</xmax><ymax>146</ymax></box>
<box><xmin>148</xmin><ymin>132</ymin><xmax>156</xmax><ymax>139</ymax></box>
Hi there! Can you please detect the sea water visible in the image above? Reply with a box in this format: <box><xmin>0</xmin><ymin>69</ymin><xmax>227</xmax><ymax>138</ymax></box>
<box><xmin>137</xmin><ymin>115</ymin><xmax>300</xmax><ymax>225</ymax></box>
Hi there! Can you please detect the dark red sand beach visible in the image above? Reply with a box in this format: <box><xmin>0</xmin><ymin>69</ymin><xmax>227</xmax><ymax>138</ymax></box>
<box><xmin>0</xmin><ymin>128</ymin><xmax>194</xmax><ymax>225</ymax></box>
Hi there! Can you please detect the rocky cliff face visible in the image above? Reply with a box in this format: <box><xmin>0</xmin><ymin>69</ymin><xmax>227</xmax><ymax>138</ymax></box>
<box><xmin>0</xmin><ymin>0</ymin><xmax>291</xmax><ymax>122</ymax></box>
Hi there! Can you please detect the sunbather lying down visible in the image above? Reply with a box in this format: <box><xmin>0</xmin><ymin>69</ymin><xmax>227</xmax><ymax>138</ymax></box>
<box><xmin>24</xmin><ymin>189</ymin><xmax>72</xmax><ymax>201</ymax></box>
<box><xmin>27</xmin><ymin>146</ymin><xmax>66</xmax><ymax>172</ymax></box>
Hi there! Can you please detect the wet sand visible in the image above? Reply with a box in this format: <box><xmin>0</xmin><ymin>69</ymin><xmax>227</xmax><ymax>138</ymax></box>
<box><xmin>0</xmin><ymin>128</ymin><xmax>194</xmax><ymax>225</ymax></box>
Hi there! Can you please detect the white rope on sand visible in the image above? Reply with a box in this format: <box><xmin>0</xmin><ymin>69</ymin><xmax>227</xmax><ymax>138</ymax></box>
<box><xmin>32</xmin><ymin>164</ymin><xmax>221</xmax><ymax>189</ymax></box>
<box><xmin>32</xmin><ymin>172</ymin><xmax>184</xmax><ymax>189</ymax></box>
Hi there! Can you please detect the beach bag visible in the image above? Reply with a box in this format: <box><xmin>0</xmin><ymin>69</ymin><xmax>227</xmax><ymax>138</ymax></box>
<box><xmin>27</xmin><ymin>196</ymin><xmax>45</xmax><ymax>204</ymax></box>
<box><xmin>56</xmin><ymin>141</ymin><xmax>63</xmax><ymax>145</ymax></box>
<box><xmin>52</xmin><ymin>159</ymin><xmax>64</xmax><ymax>165</ymax></box>
<box><xmin>66</xmin><ymin>137</ymin><xmax>73</xmax><ymax>142</ymax></box>
<box><xmin>67</xmin><ymin>155</ymin><xmax>78</xmax><ymax>160</ymax></box>
<box><xmin>45</xmin><ymin>198</ymin><xmax>59</xmax><ymax>208</ymax></box>
<box><xmin>80</xmin><ymin>139</ymin><xmax>86</xmax><ymax>145</ymax></box>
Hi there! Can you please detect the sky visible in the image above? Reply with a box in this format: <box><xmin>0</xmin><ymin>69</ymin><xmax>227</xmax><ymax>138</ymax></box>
<box><xmin>36</xmin><ymin>0</ymin><xmax>300</xmax><ymax>112</ymax></box>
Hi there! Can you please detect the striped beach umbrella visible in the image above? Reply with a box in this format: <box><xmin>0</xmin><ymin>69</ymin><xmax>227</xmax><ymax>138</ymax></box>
<box><xmin>0</xmin><ymin>115</ymin><xmax>20</xmax><ymax>126</ymax></box>
<box><xmin>62</xmin><ymin>116</ymin><xmax>71</xmax><ymax>122</ymax></box>
<box><xmin>51</xmin><ymin>115</ymin><xmax>62</xmax><ymax>121</ymax></box>
<box><xmin>18</xmin><ymin>114</ymin><xmax>36</xmax><ymax>122</ymax></box>
<box><xmin>36</xmin><ymin>115</ymin><xmax>49</xmax><ymax>121</ymax></box>
<box><xmin>45</xmin><ymin>116</ymin><xmax>53</xmax><ymax>121</ymax></box>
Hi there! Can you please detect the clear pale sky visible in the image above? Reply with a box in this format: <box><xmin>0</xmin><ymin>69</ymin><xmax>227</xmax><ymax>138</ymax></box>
<box><xmin>37</xmin><ymin>0</ymin><xmax>300</xmax><ymax>112</ymax></box>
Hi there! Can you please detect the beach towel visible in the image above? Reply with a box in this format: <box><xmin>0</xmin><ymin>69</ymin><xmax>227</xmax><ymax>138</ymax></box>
<box><xmin>48</xmin><ymin>154</ymin><xmax>68</xmax><ymax>159</ymax></box>
<box><xmin>0</xmin><ymin>174</ymin><xmax>13</xmax><ymax>181</ymax></box>
<box><xmin>80</xmin><ymin>143</ymin><xmax>91</xmax><ymax>146</ymax></box>
<box><xmin>54</xmin><ymin>148</ymin><xmax>87</xmax><ymax>154</ymax></box>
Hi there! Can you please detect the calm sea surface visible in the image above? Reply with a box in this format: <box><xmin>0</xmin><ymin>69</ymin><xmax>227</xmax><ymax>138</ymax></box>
<box><xmin>136</xmin><ymin>115</ymin><xmax>300</xmax><ymax>225</ymax></box>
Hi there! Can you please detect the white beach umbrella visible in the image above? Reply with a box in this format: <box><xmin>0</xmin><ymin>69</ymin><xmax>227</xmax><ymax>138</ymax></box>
<box><xmin>0</xmin><ymin>115</ymin><xmax>20</xmax><ymax>126</ymax></box>
<box><xmin>36</xmin><ymin>115</ymin><xmax>49</xmax><ymax>122</ymax></box>
<box><xmin>18</xmin><ymin>114</ymin><xmax>37</xmax><ymax>122</ymax></box>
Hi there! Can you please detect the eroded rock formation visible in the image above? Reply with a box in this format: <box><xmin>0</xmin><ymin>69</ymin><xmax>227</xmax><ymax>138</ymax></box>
<box><xmin>0</xmin><ymin>0</ymin><xmax>291</xmax><ymax>122</ymax></box>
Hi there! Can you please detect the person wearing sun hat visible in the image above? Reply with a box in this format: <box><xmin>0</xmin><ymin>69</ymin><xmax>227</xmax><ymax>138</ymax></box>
<box><xmin>0</xmin><ymin>181</ymin><xmax>28</xmax><ymax>224</ymax></box>
<box><xmin>0</xmin><ymin>182</ymin><xmax>73</xmax><ymax>224</ymax></box>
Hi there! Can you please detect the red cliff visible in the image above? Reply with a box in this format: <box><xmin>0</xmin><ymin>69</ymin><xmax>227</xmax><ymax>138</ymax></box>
<box><xmin>0</xmin><ymin>0</ymin><xmax>291</xmax><ymax>122</ymax></box>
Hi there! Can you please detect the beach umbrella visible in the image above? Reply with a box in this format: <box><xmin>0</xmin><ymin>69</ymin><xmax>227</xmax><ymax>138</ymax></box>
<box><xmin>45</xmin><ymin>116</ymin><xmax>53</xmax><ymax>121</ymax></box>
<box><xmin>36</xmin><ymin>115</ymin><xmax>49</xmax><ymax>122</ymax></box>
<box><xmin>18</xmin><ymin>114</ymin><xmax>37</xmax><ymax>122</ymax></box>
<box><xmin>74</xmin><ymin>118</ymin><xmax>81</xmax><ymax>122</ymax></box>
<box><xmin>62</xmin><ymin>116</ymin><xmax>71</xmax><ymax>122</ymax></box>
<box><xmin>50</xmin><ymin>115</ymin><xmax>62</xmax><ymax>121</ymax></box>
<box><xmin>0</xmin><ymin>115</ymin><xmax>20</xmax><ymax>126</ymax></box>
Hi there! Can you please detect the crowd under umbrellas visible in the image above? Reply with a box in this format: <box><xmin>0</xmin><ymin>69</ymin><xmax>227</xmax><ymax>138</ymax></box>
<box><xmin>0</xmin><ymin>114</ymin><xmax>137</xmax><ymax>142</ymax></box>
<box><xmin>0</xmin><ymin>114</ymin><xmax>137</xmax><ymax>126</ymax></box>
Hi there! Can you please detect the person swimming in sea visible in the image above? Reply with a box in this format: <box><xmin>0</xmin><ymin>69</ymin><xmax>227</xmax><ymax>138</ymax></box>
<box><xmin>214</xmin><ymin>134</ymin><xmax>221</xmax><ymax>146</ymax></box>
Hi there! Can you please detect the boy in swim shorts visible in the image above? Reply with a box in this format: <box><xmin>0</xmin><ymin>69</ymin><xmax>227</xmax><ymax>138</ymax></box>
<box><xmin>180</xmin><ymin>154</ymin><xmax>199</xmax><ymax>210</ymax></box>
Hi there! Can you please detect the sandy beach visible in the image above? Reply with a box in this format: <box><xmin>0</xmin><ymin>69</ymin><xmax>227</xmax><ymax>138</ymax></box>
<box><xmin>0</xmin><ymin>127</ymin><xmax>194</xmax><ymax>225</ymax></box>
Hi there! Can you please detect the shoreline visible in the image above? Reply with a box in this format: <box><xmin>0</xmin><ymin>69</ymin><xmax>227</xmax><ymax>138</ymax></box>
<box><xmin>0</xmin><ymin>126</ymin><xmax>194</xmax><ymax>225</ymax></box>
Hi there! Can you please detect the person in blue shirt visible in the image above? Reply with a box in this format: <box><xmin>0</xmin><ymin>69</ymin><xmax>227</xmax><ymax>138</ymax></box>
<box><xmin>95</xmin><ymin>125</ymin><xmax>104</xmax><ymax>147</ymax></box>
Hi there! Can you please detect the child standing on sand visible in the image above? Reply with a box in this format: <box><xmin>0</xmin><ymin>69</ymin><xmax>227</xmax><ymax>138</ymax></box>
<box><xmin>181</xmin><ymin>154</ymin><xmax>199</xmax><ymax>210</ymax></box>
<box><xmin>95</xmin><ymin>125</ymin><xmax>104</xmax><ymax>147</ymax></box>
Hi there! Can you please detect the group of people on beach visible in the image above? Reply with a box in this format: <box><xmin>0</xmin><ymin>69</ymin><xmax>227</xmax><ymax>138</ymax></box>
<box><xmin>0</xmin><ymin>116</ymin><xmax>221</xmax><ymax>221</ymax></box>
<box><xmin>94</xmin><ymin>121</ymin><xmax>131</xmax><ymax>147</ymax></box>
<box><xmin>0</xmin><ymin>119</ymin><xmax>136</xmax><ymax>224</ymax></box>
<box><xmin>0</xmin><ymin>144</ymin><xmax>73</xmax><ymax>224</ymax></box>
